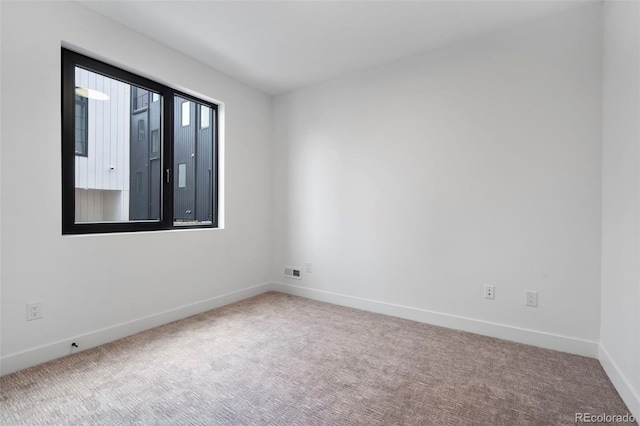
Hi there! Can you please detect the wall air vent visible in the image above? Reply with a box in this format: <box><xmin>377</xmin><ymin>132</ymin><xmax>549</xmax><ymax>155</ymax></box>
<box><xmin>284</xmin><ymin>266</ymin><xmax>302</xmax><ymax>280</ymax></box>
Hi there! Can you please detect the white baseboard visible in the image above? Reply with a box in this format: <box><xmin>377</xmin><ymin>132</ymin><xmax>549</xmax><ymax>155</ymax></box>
<box><xmin>599</xmin><ymin>345</ymin><xmax>640</xmax><ymax>421</ymax></box>
<box><xmin>0</xmin><ymin>282</ymin><xmax>276</xmax><ymax>376</ymax></box>
<box><xmin>271</xmin><ymin>282</ymin><xmax>599</xmax><ymax>358</ymax></box>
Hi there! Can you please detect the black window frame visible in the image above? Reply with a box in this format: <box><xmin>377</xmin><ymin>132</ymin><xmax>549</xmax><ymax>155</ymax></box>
<box><xmin>61</xmin><ymin>48</ymin><xmax>218</xmax><ymax>234</ymax></box>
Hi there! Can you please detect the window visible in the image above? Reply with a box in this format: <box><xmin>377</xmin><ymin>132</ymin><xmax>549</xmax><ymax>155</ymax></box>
<box><xmin>178</xmin><ymin>163</ymin><xmax>187</xmax><ymax>188</ymax></box>
<box><xmin>137</xmin><ymin>119</ymin><xmax>146</xmax><ymax>142</ymax></box>
<box><xmin>62</xmin><ymin>48</ymin><xmax>218</xmax><ymax>234</ymax></box>
<box><xmin>132</xmin><ymin>86</ymin><xmax>149</xmax><ymax>111</ymax></box>
<box><xmin>74</xmin><ymin>93</ymin><xmax>88</xmax><ymax>156</ymax></box>
<box><xmin>151</xmin><ymin>129</ymin><xmax>160</xmax><ymax>156</ymax></box>
<box><xmin>201</xmin><ymin>105</ymin><xmax>210</xmax><ymax>129</ymax></box>
<box><xmin>181</xmin><ymin>101</ymin><xmax>190</xmax><ymax>127</ymax></box>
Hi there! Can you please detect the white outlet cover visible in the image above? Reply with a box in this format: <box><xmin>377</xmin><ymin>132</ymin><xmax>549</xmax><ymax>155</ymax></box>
<box><xmin>484</xmin><ymin>285</ymin><xmax>495</xmax><ymax>299</ymax></box>
<box><xmin>27</xmin><ymin>302</ymin><xmax>43</xmax><ymax>321</ymax></box>
<box><xmin>525</xmin><ymin>291</ymin><xmax>538</xmax><ymax>307</ymax></box>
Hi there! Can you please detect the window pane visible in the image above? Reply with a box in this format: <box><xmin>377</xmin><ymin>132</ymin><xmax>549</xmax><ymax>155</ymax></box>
<box><xmin>178</xmin><ymin>163</ymin><xmax>187</xmax><ymax>188</ymax></box>
<box><xmin>200</xmin><ymin>105</ymin><xmax>210</xmax><ymax>129</ymax></box>
<box><xmin>75</xmin><ymin>94</ymin><xmax>88</xmax><ymax>156</ymax></box>
<box><xmin>174</xmin><ymin>96</ymin><xmax>214</xmax><ymax>225</ymax></box>
<box><xmin>151</xmin><ymin>129</ymin><xmax>160</xmax><ymax>155</ymax></box>
<box><xmin>138</xmin><ymin>119</ymin><xmax>146</xmax><ymax>142</ymax></box>
<box><xmin>63</xmin><ymin>49</ymin><xmax>219</xmax><ymax>234</ymax></box>
<box><xmin>181</xmin><ymin>101</ymin><xmax>190</xmax><ymax>127</ymax></box>
<box><xmin>133</xmin><ymin>87</ymin><xmax>149</xmax><ymax>111</ymax></box>
<box><xmin>74</xmin><ymin>67</ymin><xmax>162</xmax><ymax>223</ymax></box>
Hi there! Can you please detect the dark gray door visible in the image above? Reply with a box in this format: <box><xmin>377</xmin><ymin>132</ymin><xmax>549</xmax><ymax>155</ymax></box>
<box><xmin>195</xmin><ymin>105</ymin><xmax>213</xmax><ymax>222</ymax></box>
<box><xmin>174</xmin><ymin>97</ymin><xmax>196</xmax><ymax>222</ymax></box>
<box><xmin>172</xmin><ymin>97</ymin><xmax>214</xmax><ymax>224</ymax></box>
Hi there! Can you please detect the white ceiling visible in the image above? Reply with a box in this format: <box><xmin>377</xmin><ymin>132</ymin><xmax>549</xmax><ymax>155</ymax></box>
<box><xmin>81</xmin><ymin>1</ymin><xmax>594</xmax><ymax>95</ymax></box>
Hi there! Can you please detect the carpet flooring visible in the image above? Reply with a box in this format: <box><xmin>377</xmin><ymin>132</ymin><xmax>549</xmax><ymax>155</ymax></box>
<box><xmin>0</xmin><ymin>292</ymin><xmax>634</xmax><ymax>425</ymax></box>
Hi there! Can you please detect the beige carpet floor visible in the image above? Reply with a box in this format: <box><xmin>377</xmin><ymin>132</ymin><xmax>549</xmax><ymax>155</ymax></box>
<box><xmin>0</xmin><ymin>292</ymin><xmax>634</xmax><ymax>425</ymax></box>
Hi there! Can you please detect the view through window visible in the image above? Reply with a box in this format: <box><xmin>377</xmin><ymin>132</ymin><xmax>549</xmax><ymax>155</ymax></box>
<box><xmin>62</xmin><ymin>49</ymin><xmax>217</xmax><ymax>234</ymax></box>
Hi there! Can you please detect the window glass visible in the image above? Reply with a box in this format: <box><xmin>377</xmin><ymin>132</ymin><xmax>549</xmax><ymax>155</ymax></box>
<box><xmin>133</xmin><ymin>87</ymin><xmax>149</xmax><ymax>111</ymax></box>
<box><xmin>74</xmin><ymin>94</ymin><xmax>88</xmax><ymax>156</ymax></box>
<box><xmin>72</xmin><ymin>67</ymin><xmax>162</xmax><ymax>223</ymax></box>
<box><xmin>138</xmin><ymin>119</ymin><xmax>146</xmax><ymax>142</ymax></box>
<box><xmin>178</xmin><ymin>163</ymin><xmax>187</xmax><ymax>188</ymax></box>
<box><xmin>181</xmin><ymin>101</ymin><xmax>190</xmax><ymax>127</ymax></box>
<box><xmin>62</xmin><ymin>48</ymin><xmax>218</xmax><ymax>234</ymax></box>
<box><xmin>151</xmin><ymin>129</ymin><xmax>160</xmax><ymax>155</ymax></box>
<box><xmin>201</xmin><ymin>105</ymin><xmax>210</xmax><ymax>129</ymax></box>
<box><xmin>173</xmin><ymin>96</ymin><xmax>214</xmax><ymax>225</ymax></box>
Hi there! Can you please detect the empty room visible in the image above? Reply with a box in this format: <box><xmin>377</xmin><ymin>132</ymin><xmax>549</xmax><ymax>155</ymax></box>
<box><xmin>1</xmin><ymin>0</ymin><xmax>638</xmax><ymax>424</ymax></box>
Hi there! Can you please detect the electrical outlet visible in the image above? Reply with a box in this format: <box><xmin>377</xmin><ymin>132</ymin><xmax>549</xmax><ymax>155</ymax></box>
<box><xmin>305</xmin><ymin>262</ymin><xmax>312</xmax><ymax>273</ymax></box>
<box><xmin>525</xmin><ymin>291</ymin><xmax>538</xmax><ymax>307</ymax></box>
<box><xmin>26</xmin><ymin>302</ymin><xmax>42</xmax><ymax>321</ymax></box>
<box><xmin>484</xmin><ymin>285</ymin><xmax>495</xmax><ymax>299</ymax></box>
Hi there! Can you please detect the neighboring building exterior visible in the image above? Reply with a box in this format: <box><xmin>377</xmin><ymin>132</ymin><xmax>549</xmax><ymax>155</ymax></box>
<box><xmin>74</xmin><ymin>67</ymin><xmax>213</xmax><ymax>224</ymax></box>
<box><xmin>74</xmin><ymin>67</ymin><xmax>131</xmax><ymax>222</ymax></box>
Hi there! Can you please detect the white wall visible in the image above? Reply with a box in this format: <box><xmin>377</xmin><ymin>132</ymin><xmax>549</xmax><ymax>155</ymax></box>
<box><xmin>272</xmin><ymin>5</ymin><xmax>604</xmax><ymax>356</ymax></box>
<box><xmin>0</xmin><ymin>1</ymin><xmax>273</xmax><ymax>374</ymax></box>
<box><xmin>2</xmin><ymin>5</ymin><xmax>637</xmax><ymax>418</ymax></box>
<box><xmin>600</xmin><ymin>0</ymin><xmax>640</xmax><ymax>418</ymax></box>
